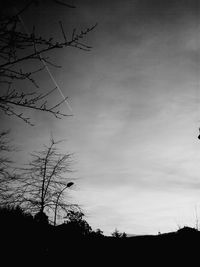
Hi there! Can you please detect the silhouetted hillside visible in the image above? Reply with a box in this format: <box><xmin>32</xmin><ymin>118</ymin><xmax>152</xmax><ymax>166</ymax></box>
<box><xmin>0</xmin><ymin>206</ymin><xmax>199</xmax><ymax>265</ymax></box>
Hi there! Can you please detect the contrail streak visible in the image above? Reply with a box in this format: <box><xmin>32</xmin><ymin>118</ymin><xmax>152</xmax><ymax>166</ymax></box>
<box><xmin>17</xmin><ymin>10</ymin><xmax>73</xmax><ymax>113</ymax></box>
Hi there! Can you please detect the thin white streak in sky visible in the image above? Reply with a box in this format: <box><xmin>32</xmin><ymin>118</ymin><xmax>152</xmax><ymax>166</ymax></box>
<box><xmin>17</xmin><ymin>11</ymin><xmax>73</xmax><ymax>113</ymax></box>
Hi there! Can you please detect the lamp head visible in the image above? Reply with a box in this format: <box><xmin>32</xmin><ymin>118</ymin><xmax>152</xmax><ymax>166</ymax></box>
<box><xmin>67</xmin><ymin>182</ymin><xmax>74</xmax><ymax>187</ymax></box>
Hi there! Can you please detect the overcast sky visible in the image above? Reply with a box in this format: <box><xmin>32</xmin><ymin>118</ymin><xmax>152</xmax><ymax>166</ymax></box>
<box><xmin>1</xmin><ymin>0</ymin><xmax>200</xmax><ymax>235</ymax></box>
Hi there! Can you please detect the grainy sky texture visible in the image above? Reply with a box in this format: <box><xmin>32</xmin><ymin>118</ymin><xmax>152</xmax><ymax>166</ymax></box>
<box><xmin>1</xmin><ymin>0</ymin><xmax>200</xmax><ymax>235</ymax></box>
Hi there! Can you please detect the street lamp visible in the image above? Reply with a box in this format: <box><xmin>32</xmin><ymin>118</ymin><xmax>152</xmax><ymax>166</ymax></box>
<box><xmin>53</xmin><ymin>182</ymin><xmax>74</xmax><ymax>226</ymax></box>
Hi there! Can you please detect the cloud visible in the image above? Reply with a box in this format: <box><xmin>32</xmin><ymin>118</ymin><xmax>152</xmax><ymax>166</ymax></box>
<box><xmin>1</xmin><ymin>0</ymin><xmax>199</xmax><ymax>234</ymax></box>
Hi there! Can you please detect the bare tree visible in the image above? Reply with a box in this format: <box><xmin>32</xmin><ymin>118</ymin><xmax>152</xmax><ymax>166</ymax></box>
<box><xmin>0</xmin><ymin>0</ymin><xmax>97</xmax><ymax>125</ymax></box>
<box><xmin>15</xmin><ymin>138</ymin><xmax>79</xmax><ymax>224</ymax></box>
<box><xmin>0</xmin><ymin>130</ymin><xmax>15</xmax><ymax>203</ymax></box>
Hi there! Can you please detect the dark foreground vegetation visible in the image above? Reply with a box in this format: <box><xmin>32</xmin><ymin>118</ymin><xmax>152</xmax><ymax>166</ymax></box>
<box><xmin>0</xmin><ymin>206</ymin><xmax>199</xmax><ymax>265</ymax></box>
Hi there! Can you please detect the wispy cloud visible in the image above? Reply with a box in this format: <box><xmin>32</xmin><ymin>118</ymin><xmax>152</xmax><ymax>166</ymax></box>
<box><xmin>1</xmin><ymin>0</ymin><xmax>199</xmax><ymax>234</ymax></box>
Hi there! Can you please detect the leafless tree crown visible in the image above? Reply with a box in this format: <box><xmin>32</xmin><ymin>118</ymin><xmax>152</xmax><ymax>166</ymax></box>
<box><xmin>13</xmin><ymin>138</ymin><xmax>79</xmax><ymax>223</ymax></box>
<box><xmin>0</xmin><ymin>130</ymin><xmax>16</xmax><ymax>203</ymax></box>
<box><xmin>0</xmin><ymin>1</ymin><xmax>97</xmax><ymax>125</ymax></box>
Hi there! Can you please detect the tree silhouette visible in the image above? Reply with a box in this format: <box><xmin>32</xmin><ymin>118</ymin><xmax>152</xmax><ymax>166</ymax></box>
<box><xmin>15</xmin><ymin>138</ymin><xmax>78</xmax><ymax>223</ymax></box>
<box><xmin>63</xmin><ymin>210</ymin><xmax>92</xmax><ymax>236</ymax></box>
<box><xmin>0</xmin><ymin>0</ymin><xmax>97</xmax><ymax>125</ymax></box>
<box><xmin>0</xmin><ymin>130</ymin><xmax>17</xmax><ymax>204</ymax></box>
<box><xmin>111</xmin><ymin>228</ymin><xmax>125</xmax><ymax>238</ymax></box>
<box><xmin>94</xmin><ymin>228</ymin><xmax>104</xmax><ymax>236</ymax></box>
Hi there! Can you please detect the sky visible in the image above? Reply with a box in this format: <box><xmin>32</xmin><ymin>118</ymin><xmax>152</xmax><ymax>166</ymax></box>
<box><xmin>1</xmin><ymin>0</ymin><xmax>200</xmax><ymax>235</ymax></box>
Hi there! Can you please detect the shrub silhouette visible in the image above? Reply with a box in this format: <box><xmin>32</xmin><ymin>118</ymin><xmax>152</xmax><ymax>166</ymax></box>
<box><xmin>0</xmin><ymin>205</ymin><xmax>34</xmax><ymax>228</ymax></box>
<box><xmin>0</xmin><ymin>205</ymin><xmax>53</xmax><ymax>258</ymax></box>
<box><xmin>34</xmin><ymin>211</ymin><xmax>49</xmax><ymax>225</ymax></box>
<box><xmin>61</xmin><ymin>210</ymin><xmax>92</xmax><ymax>238</ymax></box>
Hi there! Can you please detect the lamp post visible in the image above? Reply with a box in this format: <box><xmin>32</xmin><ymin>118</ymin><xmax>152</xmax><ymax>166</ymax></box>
<box><xmin>53</xmin><ymin>182</ymin><xmax>74</xmax><ymax>226</ymax></box>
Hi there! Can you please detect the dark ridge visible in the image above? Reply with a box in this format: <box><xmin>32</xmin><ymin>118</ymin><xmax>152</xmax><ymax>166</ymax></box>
<box><xmin>0</xmin><ymin>206</ymin><xmax>199</xmax><ymax>265</ymax></box>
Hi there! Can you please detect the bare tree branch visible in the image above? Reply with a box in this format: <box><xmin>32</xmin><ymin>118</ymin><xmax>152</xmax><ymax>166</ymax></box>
<box><xmin>0</xmin><ymin>1</ymin><xmax>97</xmax><ymax>125</ymax></box>
<box><xmin>13</xmin><ymin>138</ymin><xmax>77</xmax><ymax>224</ymax></box>
<box><xmin>0</xmin><ymin>130</ymin><xmax>18</xmax><ymax>204</ymax></box>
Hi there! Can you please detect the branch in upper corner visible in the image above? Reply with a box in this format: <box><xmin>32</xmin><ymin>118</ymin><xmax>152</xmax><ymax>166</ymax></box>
<box><xmin>0</xmin><ymin>87</ymin><xmax>72</xmax><ymax>126</ymax></box>
<box><xmin>0</xmin><ymin>1</ymin><xmax>97</xmax><ymax>125</ymax></box>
